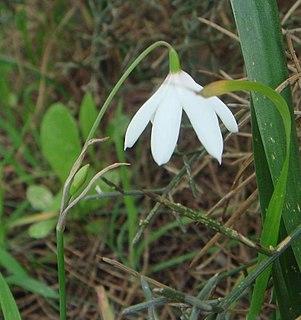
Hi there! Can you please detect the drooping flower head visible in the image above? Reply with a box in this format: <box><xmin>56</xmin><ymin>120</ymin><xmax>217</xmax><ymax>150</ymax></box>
<box><xmin>124</xmin><ymin>48</ymin><xmax>238</xmax><ymax>165</ymax></box>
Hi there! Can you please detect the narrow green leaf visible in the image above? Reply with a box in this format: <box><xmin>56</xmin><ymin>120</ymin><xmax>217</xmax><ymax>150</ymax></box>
<box><xmin>248</xmin><ymin>157</ymin><xmax>288</xmax><ymax>317</ymax></box>
<box><xmin>40</xmin><ymin>103</ymin><xmax>81</xmax><ymax>182</ymax></box>
<box><xmin>5</xmin><ymin>275</ymin><xmax>58</xmax><ymax>299</ymax></box>
<box><xmin>0</xmin><ymin>247</ymin><xmax>27</xmax><ymax>277</ymax></box>
<box><xmin>201</xmin><ymin>79</ymin><xmax>294</xmax><ymax>318</ymax></box>
<box><xmin>230</xmin><ymin>0</ymin><xmax>301</xmax><ymax>317</ymax></box>
<box><xmin>0</xmin><ymin>272</ymin><xmax>21</xmax><ymax>320</ymax></box>
<box><xmin>141</xmin><ymin>276</ymin><xmax>157</xmax><ymax>320</ymax></box>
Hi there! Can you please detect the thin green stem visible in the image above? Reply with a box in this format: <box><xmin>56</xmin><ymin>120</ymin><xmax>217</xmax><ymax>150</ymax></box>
<box><xmin>56</xmin><ymin>40</ymin><xmax>175</xmax><ymax>319</ymax></box>
<box><xmin>154</xmin><ymin>288</ymin><xmax>214</xmax><ymax>312</ymax></box>
<box><xmin>83</xmin><ymin>187</ymin><xmax>166</xmax><ymax>201</ymax></box>
<box><xmin>86</xmin><ymin>40</ymin><xmax>173</xmax><ymax>142</ymax></box>
<box><xmin>122</xmin><ymin>298</ymin><xmax>169</xmax><ymax>316</ymax></box>
<box><xmin>56</xmin><ymin>229</ymin><xmax>66</xmax><ymax>320</ymax></box>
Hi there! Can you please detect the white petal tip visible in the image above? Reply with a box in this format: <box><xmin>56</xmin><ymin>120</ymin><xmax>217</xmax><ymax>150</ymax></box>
<box><xmin>210</xmin><ymin>152</ymin><xmax>222</xmax><ymax>165</ymax></box>
<box><xmin>153</xmin><ymin>156</ymin><xmax>169</xmax><ymax>166</ymax></box>
<box><xmin>124</xmin><ymin>135</ymin><xmax>135</xmax><ymax>150</ymax></box>
<box><xmin>230</xmin><ymin>123</ymin><xmax>239</xmax><ymax>133</ymax></box>
<box><xmin>152</xmin><ymin>149</ymin><xmax>172</xmax><ymax>166</ymax></box>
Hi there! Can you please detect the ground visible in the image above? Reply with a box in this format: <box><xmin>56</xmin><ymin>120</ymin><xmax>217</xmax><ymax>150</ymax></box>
<box><xmin>1</xmin><ymin>1</ymin><xmax>301</xmax><ymax>319</ymax></box>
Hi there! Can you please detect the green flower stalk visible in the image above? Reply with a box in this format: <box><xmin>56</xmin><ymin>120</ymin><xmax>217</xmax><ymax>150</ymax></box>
<box><xmin>55</xmin><ymin>40</ymin><xmax>183</xmax><ymax>320</ymax></box>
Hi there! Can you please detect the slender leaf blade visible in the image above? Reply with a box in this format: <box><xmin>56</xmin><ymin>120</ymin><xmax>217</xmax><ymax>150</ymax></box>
<box><xmin>5</xmin><ymin>275</ymin><xmax>58</xmax><ymax>299</ymax></box>
<box><xmin>231</xmin><ymin>0</ymin><xmax>301</xmax><ymax>317</ymax></box>
<box><xmin>0</xmin><ymin>273</ymin><xmax>21</xmax><ymax>320</ymax></box>
<box><xmin>0</xmin><ymin>247</ymin><xmax>27</xmax><ymax>277</ymax></box>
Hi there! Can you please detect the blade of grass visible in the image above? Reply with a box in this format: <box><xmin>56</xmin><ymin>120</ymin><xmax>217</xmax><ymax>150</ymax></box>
<box><xmin>5</xmin><ymin>275</ymin><xmax>58</xmax><ymax>299</ymax></box>
<box><xmin>230</xmin><ymin>1</ymin><xmax>301</xmax><ymax>318</ymax></box>
<box><xmin>141</xmin><ymin>276</ymin><xmax>158</xmax><ymax>320</ymax></box>
<box><xmin>0</xmin><ymin>247</ymin><xmax>27</xmax><ymax>276</ymax></box>
<box><xmin>0</xmin><ymin>272</ymin><xmax>21</xmax><ymax>320</ymax></box>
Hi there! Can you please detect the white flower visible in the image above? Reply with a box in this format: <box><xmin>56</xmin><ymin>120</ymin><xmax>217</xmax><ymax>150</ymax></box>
<box><xmin>124</xmin><ymin>70</ymin><xmax>238</xmax><ymax>165</ymax></box>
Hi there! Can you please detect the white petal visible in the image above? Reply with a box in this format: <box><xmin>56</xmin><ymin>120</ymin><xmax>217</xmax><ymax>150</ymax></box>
<box><xmin>124</xmin><ymin>76</ymin><xmax>170</xmax><ymax>149</ymax></box>
<box><xmin>173</xmin><ymin>70</ymin><xmax>202</xmax><ymax>93</ymax></box>
<box><xmin>182</xmin><ymin>94</ymin><xmax>223</xmax><ymax>163</ymax></box>
<box><xmin>208</xmin><ymin>97</ymin><xmax>238</xmax><ymax>132</ymax></box>
<box><xmin>175</xmin><ymin>71</ymin><xmax>238</xmax><ymax>133</ymax></box>
<box><xmin>151</xmin><ymin>88</ymin><xmax>182</xmax><ymax>165</ymax></box>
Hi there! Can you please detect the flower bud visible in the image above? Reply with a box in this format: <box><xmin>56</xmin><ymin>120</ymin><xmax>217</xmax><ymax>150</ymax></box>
<box><xmin>69</xmin><ymin>164</ymin><xmax>90</xmax><ymax>196</ymax></box>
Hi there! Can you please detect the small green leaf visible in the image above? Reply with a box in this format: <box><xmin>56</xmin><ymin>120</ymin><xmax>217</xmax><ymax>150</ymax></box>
<box><xmin>26</xmin><ymin>185</ymin><xmax>53</xmax><ymax>211</ymax></box>
<box><xmin>40</xmin><ymin>103</ymin><xmax>81</xmax><ymax>182</ymax></box>
<box><xmin>0</xmin><ymin>273</ymin><xmax>21</xmax><ymax>320</ymax></box>
<box><xmin>79</xmin><ymin>92</ymin><xmax>98</xmax><ymax>140</ymax></box>
<box><xmin>28</xmin><ymin>219</ymin><xmax>56</xmax><ymax>239</ymax></box>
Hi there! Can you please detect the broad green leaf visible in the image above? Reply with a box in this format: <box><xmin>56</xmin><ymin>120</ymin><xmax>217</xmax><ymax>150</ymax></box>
<box><xmin>28</xmin><ymin>219</ymin><xmax>56</xmax><ymax>239</ymax></box>
<box><xmin>79</xmin><ymin>92</ymin><xmax>98</xmax><ymax>140</ymax></box>
<box><xmin>40</xmin><ymin>103</ymin><xmax>81</xmax><ymax>182</ymax></box>
<box><xmin>5</xmin><ymin>275</ymin><xmax>58</xmax><ymax>299</ymax></box>
<box><xmin>26</xmin><ymin>185</ymin><xmax>53</xmax><ymax>211</ymax></box>
<box><xmin>0</xmin><ymin>273</ymin><xmax>21</xmax><ymax>320</ymax></box>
